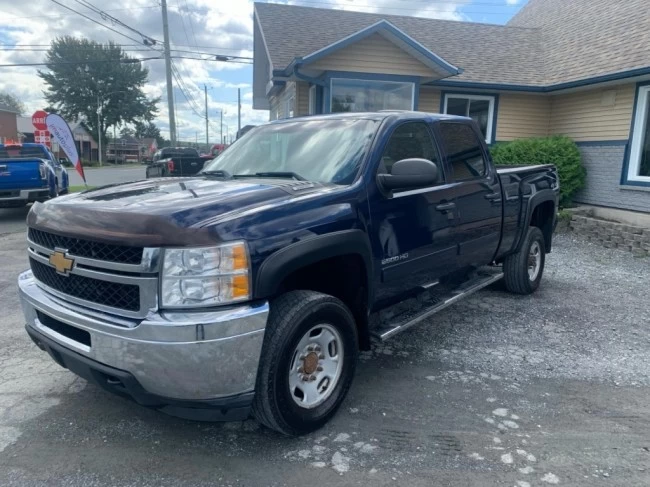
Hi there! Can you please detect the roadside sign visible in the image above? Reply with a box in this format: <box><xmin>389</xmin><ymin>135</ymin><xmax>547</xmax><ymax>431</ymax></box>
<box><xmin>32</xmin><ymin>110</ymin><xmax>48</xmax><ymax>131</ymax></box>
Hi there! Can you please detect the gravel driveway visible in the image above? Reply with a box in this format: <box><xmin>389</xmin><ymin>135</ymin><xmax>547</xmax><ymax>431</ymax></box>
<box><xmin>0</xmin><ymin>232</ymin><xmax>648</xmax><ymax>486</ymax></box>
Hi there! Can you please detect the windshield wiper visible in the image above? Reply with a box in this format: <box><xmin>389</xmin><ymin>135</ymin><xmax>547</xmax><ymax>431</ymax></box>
<box><xmin>201</xmin><ymin>169</ymin><xmax>232</xmax><ymax>179</ymax></box>
<box><xmin>252</xmin><ymin>171</ymin><xmax>306</xmax><ymax>181</ymax></box>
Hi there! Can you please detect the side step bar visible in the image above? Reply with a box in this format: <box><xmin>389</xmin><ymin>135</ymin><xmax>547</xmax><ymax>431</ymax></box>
<box><xmin>371</xmin><ymin>270</ymin><xmax>504</xmax><ymax>341</ymax></box>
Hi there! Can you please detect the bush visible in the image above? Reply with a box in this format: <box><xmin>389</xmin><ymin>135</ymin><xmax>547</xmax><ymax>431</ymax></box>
<box><xmin>490</xmin><ymin>136</ymin><xmax>585</xmax><ymax>207</ymax></box>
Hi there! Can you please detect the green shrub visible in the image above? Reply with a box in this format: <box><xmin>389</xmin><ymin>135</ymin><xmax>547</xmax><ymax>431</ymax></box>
<box><xmin>490</xmin><ymin>136</ymin><xmax>585</xmax><ymax>207</ymax></box>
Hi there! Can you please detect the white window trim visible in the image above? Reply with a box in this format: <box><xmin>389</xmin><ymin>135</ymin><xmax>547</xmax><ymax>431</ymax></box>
<box><xmin>627</xmin><ymin>85</ymin><xmax>650</xmax><ymax>182</ymax></box>
<box><xmin>309</xmin><ymin>85</ymin><xmax>317</xmax><ymax>115</ymax></box>
<box><xmin>443</xmin><ymin>93</ymin><xmax>495</xmax><ymax>144</ymax></box>
<box><xmin>330</xmin><ymin>78</ymin><xmax>415</xmax><ymax>112</ymax></box>
<box><xmin>284</xmin><ymin>94</ymin><xmax>295</xmax><ymax>119</ymax></box>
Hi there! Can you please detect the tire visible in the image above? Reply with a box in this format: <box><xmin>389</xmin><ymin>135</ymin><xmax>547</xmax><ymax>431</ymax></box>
<box><xmin>252</xmin><ymin>290</ymin><xmax>358</xmax><ymax>436</ymax></box>
<box><xmin>503</xmin><ymin>226</ymin><xmax>546</xmax><ymax>295</ymax></box>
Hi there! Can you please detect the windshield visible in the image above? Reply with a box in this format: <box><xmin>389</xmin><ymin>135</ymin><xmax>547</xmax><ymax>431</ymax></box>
<box><xmin>202</xmin><ymin>119</ymin><xmax>379</xmax><ymax>185</ymax></box>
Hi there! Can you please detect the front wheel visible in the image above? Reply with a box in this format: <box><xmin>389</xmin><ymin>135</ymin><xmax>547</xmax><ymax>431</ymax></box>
<box><xmin>252</xmin><ymin>290</ymin><xmax>358</xmax><ymax>436</ymax></box>
<box><xmin>503</xmin><ymin>226</ymin><xmax>546</xmax><ymax>295</ymax></box>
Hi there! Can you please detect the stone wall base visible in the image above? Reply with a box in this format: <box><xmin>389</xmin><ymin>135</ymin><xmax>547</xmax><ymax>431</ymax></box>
<box><xmin>563</xmin><ymin>208</ymin><xmax>650</xmax><ymax>257</ymax></box>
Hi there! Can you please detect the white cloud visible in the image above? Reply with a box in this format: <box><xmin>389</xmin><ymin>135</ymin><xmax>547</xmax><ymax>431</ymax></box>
<box><xmin>506</xmin><ymin>0</ymin><xmax>520</xmax><ymax>5</ymax></box>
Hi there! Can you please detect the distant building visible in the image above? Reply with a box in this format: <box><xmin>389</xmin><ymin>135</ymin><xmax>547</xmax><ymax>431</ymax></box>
<box><xmin>0</xmin><ymin>104</ymin><xmax>19</xmax><ymax>144</ymax></box>
<box><xmin>17</xmin><ymin>116</ymin><xmax>99</xmax><ymax>161</ymax></box>
<box><xmin>106</xmin><ymin>136</ymin><xmax>157</xmax><ymax>163</ymax></box>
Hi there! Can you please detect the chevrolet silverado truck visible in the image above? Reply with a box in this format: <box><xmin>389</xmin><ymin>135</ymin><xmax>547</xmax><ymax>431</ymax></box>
<box><xmin>145</xmin><ymin>147</ymin><xmax>213</xmax><ymax>178</ymax></box>
<box><xmin>18</xmin><ymin>112</ymin><xmax>558</xmax><ymax>435</ymax></box>
<box><xmin>0</xmin><ymin>143</ymin><xmax>69</xmax><ymax>208</ymax></box>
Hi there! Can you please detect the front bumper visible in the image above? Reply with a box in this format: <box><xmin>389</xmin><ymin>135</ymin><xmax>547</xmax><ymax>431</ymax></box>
<box><xmin>19</xmin><ymin>270</ymin><xmax>269</xmax><ymax>419</ymax></box>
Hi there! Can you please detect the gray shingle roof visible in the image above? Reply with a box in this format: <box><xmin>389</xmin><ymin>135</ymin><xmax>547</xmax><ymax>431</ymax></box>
<box><xmin>508</xmin><ymin>0</ymin><xmax>650</xmax><ymax>85</ymax></box>
<box><xmin>255</xmin><ymin>1</ymin><xmax>650</xmax><ymax>88</ymax></box>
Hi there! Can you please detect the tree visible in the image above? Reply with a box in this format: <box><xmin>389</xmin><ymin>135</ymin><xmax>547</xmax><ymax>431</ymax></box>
<box><xmin>38</xmin><ymin>37</ymin><xmax>159</xmax><ymax>150</ymax></box>
<box><xmin>134</xmin><ymin>121</ymin><xmax>165</xmax><ymax>148</ymax></box>
<box><xmin>0</xmin><ymin>92</ymin><xmax>26</xmax><ymax>114</ymax></box>
<box><xmin>120</xmin><ymin>126</ymin><xmax>135</xmax><ymax>139</ymax></box>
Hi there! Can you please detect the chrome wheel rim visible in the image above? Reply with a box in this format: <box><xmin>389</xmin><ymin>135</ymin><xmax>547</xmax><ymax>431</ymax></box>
<box><xmin>288</xmin><ymin>324</ymin><xmax>344</xmax><ymax>409</ymax></box>
<box><xmin>528</xmin><ymin>241</ymin><xmax>541</xmax><ymax>281</ymax></box>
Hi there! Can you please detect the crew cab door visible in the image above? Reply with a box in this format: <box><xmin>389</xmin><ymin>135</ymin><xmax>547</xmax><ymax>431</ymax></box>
<box><xmin>369</xmin><ymin>121</ymin><xmax>459</xmax><ymax>303</ymax></box>
<box><xmin>437</xmin><ymin>121</ymin><xmax>502</xmax><ymax>268</ymax></box>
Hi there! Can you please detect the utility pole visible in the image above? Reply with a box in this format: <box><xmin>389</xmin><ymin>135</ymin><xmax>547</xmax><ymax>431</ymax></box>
<box><xmin>204</xmin><ymin>85</ymin><xmax>209</xmax><ymax>147</ymax></box>
<box><xmin>96</xmin><ymin>94</ymin><xmax>102</xmax><ymax>166</ymax></box>
<box><xmin>220</xmin><ymin>110</ymin><xmax>223</xmax><ymax>144</ymax></box>
<box><xmin>161</xmin><ymin>0</ymin><xmax>176</xmax><ymax>145</ymax></box>
<box><xmin>237</xmin><ymin>88</ymin><xmax>241</xmax><ymax>139</ymax></box>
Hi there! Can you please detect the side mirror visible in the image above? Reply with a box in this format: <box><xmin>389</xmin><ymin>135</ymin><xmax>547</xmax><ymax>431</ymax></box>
<box><xmin>377</xmin><ymin>158</ymin><xmax>439</xmax><ymax>192</ymax></box>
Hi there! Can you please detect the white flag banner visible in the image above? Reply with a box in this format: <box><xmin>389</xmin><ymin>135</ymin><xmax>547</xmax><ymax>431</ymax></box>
<box><xmin>46</xmin><ymin>113</ymin><xmax>86</xmax><ymax>182</ymax></box>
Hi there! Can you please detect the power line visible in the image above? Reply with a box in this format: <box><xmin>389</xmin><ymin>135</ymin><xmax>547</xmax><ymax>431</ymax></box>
<box><xmin>0</xmin><ymin>57</ymin><xmax>161</xmax><ymax>67</ymax></box>
<box><xmin>48</xmin><ymin>0</ymin><xmax>160</xmax><ymax>48</ymax></box>
<box><xmin>72</xmin><ymin>0</ymin><xmax>161</xmax><ymax>45</ymax></box>
<box><xmin>182</xmin><ymin>0</ymin><xmax>200</xmax><ymax>52</ymax></box>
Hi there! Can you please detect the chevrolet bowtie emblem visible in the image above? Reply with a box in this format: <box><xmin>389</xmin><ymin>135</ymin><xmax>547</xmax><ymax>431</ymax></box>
<box><xmin>49</xmin><ymin>250</ymin><xmax>74</xmax><ymax>276</ymax></box>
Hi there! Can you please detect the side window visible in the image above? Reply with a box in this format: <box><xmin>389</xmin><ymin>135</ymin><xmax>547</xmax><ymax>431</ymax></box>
<box><xmin>380</xmin><ymin>122</ymin><xmax>442</xmax><ymax>181</ymax></box>
<box><xmin>438</xmin><ymin>122</ymin><xmax>488</xmax><ymax>181</ymax></box>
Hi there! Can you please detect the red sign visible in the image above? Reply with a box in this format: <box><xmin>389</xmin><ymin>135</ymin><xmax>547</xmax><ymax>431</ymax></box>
<box><xmin>32</xmin><ymin>110</ymin><xmax>48</xmax><ymax>131</ymax></box>
<box><xmin>34</xmin><ymin>129</ymin><xmax>51</xmax><ymax>148</ymax></box>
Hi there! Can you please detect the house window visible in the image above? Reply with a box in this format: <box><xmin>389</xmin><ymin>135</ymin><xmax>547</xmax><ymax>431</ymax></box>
<box><xmin>443</xmin><ymin>94</ymin><xmax>495</xmax><ymax>143</ymax></box>
<box><xmin>627</xmin><ymin>85</ymin><xmax>650</xmax><ymax>182</ymax></box>
<box><xmin>309</xmin><ymin>85</ymin><xmax>317</xmax><ymax>115</ymax></box>
<box><xmin>284</xmin><ymin>95</ymin><xmax>295</xmax><ymax>119</ymax></box>
<box><xmin>330</xmin><ymin>78</ymin><xmax>414</xmax><ymax>113</ymax></box>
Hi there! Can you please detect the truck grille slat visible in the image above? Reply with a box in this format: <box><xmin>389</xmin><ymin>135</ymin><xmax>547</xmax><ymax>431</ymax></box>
<box><xmin>29</xmin><ymin>257</ymin><xmax>140</xmax><ymax>312</ymax></box>
<box><xmin>28</xmin><ymin>228</ymin><xmax>143</xmax><ymax>265</ymax></box>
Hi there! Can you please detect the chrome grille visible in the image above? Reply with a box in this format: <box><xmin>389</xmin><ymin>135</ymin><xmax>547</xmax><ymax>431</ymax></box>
<box><xmin>28</xmin><ymin>228</ymin><xmax>143</xmax><ymax>265</ymax></box>
<box><xmin>29</xmin><ymin>257</ymin><xmax>140</xmax><ymax>311</ymax></box>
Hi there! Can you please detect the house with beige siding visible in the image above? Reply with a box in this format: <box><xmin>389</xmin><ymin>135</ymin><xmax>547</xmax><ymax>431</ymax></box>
<box><xmin>253</xmin><ymin>0</ymin><xmax>650</xmax><ymax>213</ymax></box>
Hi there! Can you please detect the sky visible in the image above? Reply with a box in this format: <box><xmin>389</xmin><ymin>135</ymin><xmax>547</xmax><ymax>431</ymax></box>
<box><xmin>0</xmin><ymin>0</ymin><xmax>528</xmax><ymax>143</ymax></box>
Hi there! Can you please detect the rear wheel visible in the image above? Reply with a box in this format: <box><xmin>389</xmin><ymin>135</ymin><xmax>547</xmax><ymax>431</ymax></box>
<box><xmin>252</xmin><ymin>290</ymin><xmax>358</xmax><ymax>436</ymax></box>
<box><xmin>503</xmin><ymin>226</ymin><xmax>546</xmax><ymax>294</ymax></box>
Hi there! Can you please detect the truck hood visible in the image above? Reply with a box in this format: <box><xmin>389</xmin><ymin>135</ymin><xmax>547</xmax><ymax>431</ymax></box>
<box><xmin>27</xmin><ymin>177</ymin><xmax>329</xmax><ymax>247</ymax></box>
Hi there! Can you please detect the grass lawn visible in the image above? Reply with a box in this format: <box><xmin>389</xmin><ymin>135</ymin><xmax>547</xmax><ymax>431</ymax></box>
<box><xmin>68</xmin><ymin>185</ymin><xmax>95</xmax><ymax>193</ymax></box>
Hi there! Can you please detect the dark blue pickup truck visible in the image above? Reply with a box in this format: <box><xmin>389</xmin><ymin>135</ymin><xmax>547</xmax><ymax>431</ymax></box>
<box><xmin>0</xmin><ymin>143</ymin><xmax>69</xmax><ymax>207</ymax></box>
<box><xmin>18</xmin><ymin>112</ymin><xmax>558</xmax><ymax>435</ymax></box>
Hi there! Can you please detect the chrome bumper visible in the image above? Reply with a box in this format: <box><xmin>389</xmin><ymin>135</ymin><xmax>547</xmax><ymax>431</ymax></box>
<box><xmin>0</xmin><ymin>188</ymin><xmax>49</xmax><ymax>202</ymax></box>
<box><xmin>19</xmin><ymin>270</ymin><xmax>268</xmax><ymax>401</ymax></box>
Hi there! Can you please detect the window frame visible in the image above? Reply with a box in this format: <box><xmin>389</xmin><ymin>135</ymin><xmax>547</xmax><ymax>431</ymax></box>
<box><xmin>626</xmin><ymin>84</ymin><xmax>650</xmax><ymax>183</ymax></box>
<box><xmin>442</xmin><ymin>93</ymin><xmax>496</xmax><ymax>144</ymax></box>
<box><xmin>330</xmin><ymin>77</ymin><xmax>415</xmax><ymax>113</ymax></box>
<box><xmin>437</xmin><ymin>120</ymin><xmax>491</xmax><ymax>182</ymax></box>
<box><xmin>377</xmin><ymin>120</ymin><xmax>446</xmax><ymax>190</ymax></box>
<box><xmin>309</xmin><ymin>85</ymin><xmax>317</xmax><ymax>115</ymax></box>
<box><xmin>284</xmin><ymin>94</ymin><xmax>295</xmax><ymax>119</ymax></box>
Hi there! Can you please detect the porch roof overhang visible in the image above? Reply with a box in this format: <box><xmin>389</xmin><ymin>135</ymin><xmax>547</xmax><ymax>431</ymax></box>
<box><xmin>271</xmin><ymin>20</ymin><xmax>462</xmax><ymax>82</ymax></box>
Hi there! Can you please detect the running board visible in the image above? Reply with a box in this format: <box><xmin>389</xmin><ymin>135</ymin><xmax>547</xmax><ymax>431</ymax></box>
<box><xmin>371</xmin><ymin>269</ymin><xmax>504</xmax><ymax>341</ymax></box>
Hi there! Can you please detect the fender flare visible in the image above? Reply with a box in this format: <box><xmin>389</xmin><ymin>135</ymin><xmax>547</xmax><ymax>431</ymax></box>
<box><xmin>254</xmin><ymin>229</ymin><xmax>373</xmax><ymax>301</ymax></box>
<box><xmin>515</xmin><ymin>190</ymin><xmax>557</xmax><ymax>251</ymax></box>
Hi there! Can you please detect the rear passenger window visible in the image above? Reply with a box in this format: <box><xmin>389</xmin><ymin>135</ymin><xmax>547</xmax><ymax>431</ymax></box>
<box><xmin>439</xmin><ymin>123</ymin><xmax>488</xmax><ymax>181</ymax></box>
<box><xmin>380</xmin><ymin>122</ymin><xmax>442</xmax><ymax>181</ymax></box>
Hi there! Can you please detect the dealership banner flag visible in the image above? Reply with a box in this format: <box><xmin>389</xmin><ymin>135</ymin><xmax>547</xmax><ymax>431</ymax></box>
<box><xmin>45</xmin><ymin>113</ymin><xmax>86</xmax><ymax>183</ymax></box>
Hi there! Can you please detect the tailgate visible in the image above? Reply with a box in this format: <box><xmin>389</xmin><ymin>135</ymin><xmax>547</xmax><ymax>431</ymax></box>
<box><xmin>0</xmin><ymin>160</ymin><xmax>44</xmax><ymax>190</ymax></box>
<box><xmin>173</xmin><ymin>157</ymin><xmax>205</xmax><ymax>176</ymax></box>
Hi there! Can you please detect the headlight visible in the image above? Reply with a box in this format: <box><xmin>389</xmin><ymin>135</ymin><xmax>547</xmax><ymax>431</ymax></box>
<box><xmin>161</xmin><ymin>242</ymin><xmax>250</xmax><ymax>308</ymax></box>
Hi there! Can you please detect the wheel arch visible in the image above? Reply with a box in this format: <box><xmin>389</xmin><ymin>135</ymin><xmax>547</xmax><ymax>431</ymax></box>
<box><xmin>255</xmin><ymin>230</ymin><xmax>374</xmax><ymax>350</ymax></box>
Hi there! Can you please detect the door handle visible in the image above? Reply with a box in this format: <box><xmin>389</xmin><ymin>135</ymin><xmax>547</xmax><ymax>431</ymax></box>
<box><xmin>436</xmin><ymin>202</ymin><xmax>456</xmax><ymax>212</ymax></box>
<box><xmin>485</xmin><ymin>192</ymin><xmax>500</xmax><ymax>200</ymax></box>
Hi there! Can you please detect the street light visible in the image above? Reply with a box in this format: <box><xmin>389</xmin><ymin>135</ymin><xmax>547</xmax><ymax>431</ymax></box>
<box><xmin>96</xmin><ymin>90</ymin><xmax>127</xmax><ymax>166</ymax></box>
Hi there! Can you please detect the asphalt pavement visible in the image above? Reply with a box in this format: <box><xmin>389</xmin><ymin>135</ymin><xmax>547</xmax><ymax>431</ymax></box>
<box><xmin>67</xmin><ymin>165</ymin><xmax>146</xmax><ymax>186</ymax></box>
<box><xmin>0</xmin><ymin>221</ymin><xmax>649</xmax><ymax>486</ymax></box>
